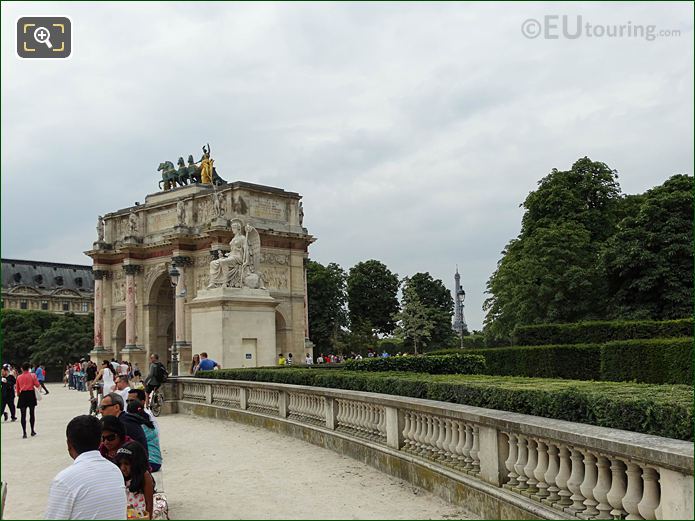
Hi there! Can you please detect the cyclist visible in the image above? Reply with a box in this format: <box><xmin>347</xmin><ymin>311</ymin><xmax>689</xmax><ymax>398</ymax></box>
<box><xmin>144</xmin><ymin>354</ymin><xmax>167</xmax><ymax>407</ymax></box>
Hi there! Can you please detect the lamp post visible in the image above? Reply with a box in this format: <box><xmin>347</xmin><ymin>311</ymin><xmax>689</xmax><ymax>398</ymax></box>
<box><xmin>168</xmin><ymin>264</ymin><xmax>180</xmax><ymax>377</ymax></box>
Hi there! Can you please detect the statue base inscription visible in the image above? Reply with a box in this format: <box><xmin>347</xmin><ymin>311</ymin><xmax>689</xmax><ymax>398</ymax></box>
<box><xmin>190</xmin><ymin>287</ymin><xmax>279</xmax><ymax>369</ymax></box>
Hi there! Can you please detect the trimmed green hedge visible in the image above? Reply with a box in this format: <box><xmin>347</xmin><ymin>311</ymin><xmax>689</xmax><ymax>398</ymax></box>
<box><xmin>600</xmin><ymin>338</ymin><xmax>693</xmax><ymax>385</ymax></box>
<box><xmin>430</xmin><ymin>338</ymin><xmax>692</xmax><ymax>384</ymax></box>
<box><xmin>195</xmin><ymin>368</ymin><xmax>693</xmax><ymax>440</ymax></box>
<box><xmin>512</xmin><ymin>318</ymin><xmax>692</xmax><ymax>346</ymax></box>
<box><xmin>342</xmin><ymin>354</ymin><xmax>486</xmax><ymax>374</ymax></box>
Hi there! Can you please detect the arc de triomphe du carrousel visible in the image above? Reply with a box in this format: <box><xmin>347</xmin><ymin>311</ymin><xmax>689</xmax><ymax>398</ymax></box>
<box><xmin>85</xmin><ymin>149</ymin><xmax>315</xmax><ymax>373</ymax></box>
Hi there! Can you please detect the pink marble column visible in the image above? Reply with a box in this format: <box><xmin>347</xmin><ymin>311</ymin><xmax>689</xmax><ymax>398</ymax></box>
<box><xmin>174</xmin><ymin>263</ymin><xmax>187</xmax><ymax>344</ymax></box>
<box><xmin>93</xmin><ymin>270</ymin><xmax>106</xmax><ymax>350</ymax></box>
<box><xmin>123</xmin><ymin>264</ymin><xmax>140</xmax><ymax>349</ymax></box>
<box><xmin>303</xmin><ymin>257</ymin><xmax>310</xmax><ymax>340</ymax></box>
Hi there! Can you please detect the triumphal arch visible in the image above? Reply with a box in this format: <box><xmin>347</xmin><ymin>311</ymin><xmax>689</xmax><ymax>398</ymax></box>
<box><xmin>86</xmin><ymin>159</ymin><xmax>314</xmax><ymax>372</ymax></box>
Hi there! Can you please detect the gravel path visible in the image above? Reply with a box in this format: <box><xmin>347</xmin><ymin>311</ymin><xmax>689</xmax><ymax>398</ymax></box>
<box><xmin>1</xmin><ymin>384</ymin><xmax>474</xmax><ymax>519</ymax></box>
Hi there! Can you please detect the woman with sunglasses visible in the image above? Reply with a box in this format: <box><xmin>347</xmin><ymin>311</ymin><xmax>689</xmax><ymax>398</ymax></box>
<box><xmin>99</xmin><ymin>415</ymin><xmax>132</xmax><ymax>462</ymax></box>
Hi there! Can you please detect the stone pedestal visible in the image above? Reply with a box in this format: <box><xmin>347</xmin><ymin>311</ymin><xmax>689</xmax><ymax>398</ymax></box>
<box><xmin>121</xmin><ymin>347</ymin><xmax>147</xmax><ymax>370</ymax></box>
<box><xmin>190</xmin><ymin>287</ymin><xmax>279</xmax><ymax>369</ymax></box>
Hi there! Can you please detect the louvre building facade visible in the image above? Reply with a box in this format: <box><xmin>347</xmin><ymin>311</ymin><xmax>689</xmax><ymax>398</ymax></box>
<box><xmin>1</xmin><ymin>258</ymin><xmax>94</xmax><ymax>314</ymax></box>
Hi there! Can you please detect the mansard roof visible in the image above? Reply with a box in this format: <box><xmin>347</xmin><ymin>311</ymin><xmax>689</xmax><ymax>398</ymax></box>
<box><xmin>1</xmin><ymin>258</ymin><xmax>94</xmax><ymax>294</ymax></box>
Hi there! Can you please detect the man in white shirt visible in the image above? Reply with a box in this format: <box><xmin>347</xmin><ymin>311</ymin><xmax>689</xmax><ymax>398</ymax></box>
<box><xmin>114</xmin><ymin>375</ymin><xmax>131</xmax><ymax>403</ymax></box>
<box><xmin>45</xmin><ymin>415</ymin><xmax>127</xmax><ymax>519</ymax></box>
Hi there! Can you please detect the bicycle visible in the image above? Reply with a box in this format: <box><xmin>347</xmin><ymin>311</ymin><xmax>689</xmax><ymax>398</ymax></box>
<box><xmin>150</xmin><ymin>387</ymin><xmax>164</xmax><ymax>417</ymax></box>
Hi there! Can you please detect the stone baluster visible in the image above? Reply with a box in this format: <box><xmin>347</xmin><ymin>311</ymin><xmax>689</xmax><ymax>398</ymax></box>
<box><xmin>445</xmin><ymin>419</ymin><xmax>459</xmax><ymax>464</ymax></box>
<box><xmin>454</xmin><ymin>422</ymin><xmax>467</xmax><ymax>469</ymax></box>
<box><xmin>421</xmin><ymin>415</ymin><xmax>434</xmax><ymax>457</ymax></box>
<box><xmin>377</xmin><ymin>407</ymin><xmax>386</xmax><ymax>439</ymax></box>
<box><xmin>555</xmin><ymin>445</ymin><xmax>573</xmax><ymax>508</ymax></box>
<box><xmin>607</xmin><ymin>459</ymin><xmax>627</xmax><ymax>519</ymax></box>
<box><xmin>524</xmin><ymin>438</ymin><xmax>539</xmax><ymax>493</ymax></box>
<box><xmin>534</xmin><ymin>440</ymin><xmax>550</xmax><ymax>499</ymax></box>
<box><xmin>594</xmin><ymin>455</ymin><xmax>614</xmax><ymax>519</ymax></box>
<box><xmin>470</xmin><ymin>426</ymin><xmax>480</xmax><ymax>474</ymax></box>
<box><xmin>580</xmin><ymin>450</ymin><xmax>600</xmax><ymax>517</ymax></box>
<box><xmin>401</xmin><ymin>411</ymin><xmax>412</xmax><ymax>451</ymax></box>
<box><xmin>623</xmin><ymin>461</ymin><xmax>644</xmax><ymax>520</ymax></box>
<box><xmin>462</xmin><ymin>424</ymin><xmax>474</xmax><ymax>470</ymax></box>
<box><xmin>544</xmin><ymin>442</ymin><xmax>561</xmax><ymax>504</ymax></box>
<box><xmin>439</xmin><ymin>419</ymin><xmax>453</xmax><ymax>461</ymax></box>
<box><xmin>336</xmin><ymin>400</ymin><xmax>345</xmax><ymax>427</ymax></box>
<box><xmin>567</xmin><ymin>448</ymin><xmax>587</xmax><ymax>514</ymax></box>
<box><xmin>413</xmin><ymin>413</ymin><xmax>425</xmax><ymax>453</ymax></box>
<box><xmin>514</xmin><ymin>435</ymin><xmax>529</xmax><ymax>489</ymax></box>
<box><xmin>434</xmin><ymin>417</ymin><xmax>447</xmax><ymax>460</ymax></box>
<box><xmin>637</xmin><ymin>467</ymin><xmax>659</xmax><ymax>520</ymax></box>
<box><xmin>505</xmin><ymin>433</ymin><xmax>519</xmax><ymax>487</ymax></box>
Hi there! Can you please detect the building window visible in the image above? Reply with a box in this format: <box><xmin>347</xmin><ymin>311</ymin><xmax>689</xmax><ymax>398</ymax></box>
<box><xmin>63</xmin><ymin>301</ymin><xmax>70</xmax><ymax>311</ymax></box>
<box><xmin>41</xmin><ymin>301</ymin><xmax>49</xmax><ymax>310</ymax></box>
<box><xmin>82</xmin><ymin>302</ymin><xmax>89</xmax><ymax>312</ymax></box>
<box><xmin>20</xmin><ymin>300</ymin><xmax>28</xmax><ymax>310</ymax></box>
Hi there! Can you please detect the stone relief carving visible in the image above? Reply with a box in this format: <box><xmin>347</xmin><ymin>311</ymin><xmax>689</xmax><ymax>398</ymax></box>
<box><xmin>231</xmin><ymin>195</ymin><xmax>248</xmax><ymax>215</ymax></box>
<box><xmin>196</xmin><ymin>198</ymin><xmax>214</xmax><ymax>225</ymax></box>
<box><xmin>262</xmin><ymin>266</ymin><xmax>289</xmax><ymax>290</ymax></box>
<box><xmin>176</xmin><ymin>200</ymin><xmax>186</xmax><ymax>226</ymax></box>
<box><xmin>112</xmin><ymin>269</ymin><xmax>125</xmax><ymax>303</ymax></box>
<box><xmin>128</xmin><ymin>210</ymin><xmax>139</xmax><ymax>235</ymax></box>
<box><xmin>261</xmin><ymin>253</ymin><xmax>289</xmax><ymax>266</ymax></box>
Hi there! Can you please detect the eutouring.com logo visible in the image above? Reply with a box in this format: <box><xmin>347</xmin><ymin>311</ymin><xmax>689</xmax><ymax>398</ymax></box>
<box><xmin>521</xmin><ymin>15</ymin><xmax>681</xmax><ymax>41</ymax></box>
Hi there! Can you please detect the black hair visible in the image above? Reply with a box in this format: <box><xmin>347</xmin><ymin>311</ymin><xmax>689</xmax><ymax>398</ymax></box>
<box><xmin>126</xmin><ymin>399</ymin><xmax>154</xmax><ymax>430</ymax></box>
<box><xmin>67</xmin><ymin>415</ymin><xmax>102</xmax><ymax>454</ymax></box>
<box><xmin>114</xmin><ymin>441</ymin><xmax>151</xmax><ymax>493</ymax></box>
<box><xmin>100</xmin><ymin>415</ymin><xmax>126</xmax><ymax>438</ymax></box>
<box><xmin>22</xmin><ymin>362</ymin><xmax>30</xmax><ymax>371</ymax></box>
<box><xmin>128</xmin><ymin>388</ymin><xmax>147</xmax><ymax>402</ymax></box>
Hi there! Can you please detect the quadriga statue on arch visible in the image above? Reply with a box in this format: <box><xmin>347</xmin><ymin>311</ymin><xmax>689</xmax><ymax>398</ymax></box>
<box><xmin>207</xmin><ymin>219</ymin><xmax>265</xmax><ymax>290</ymax></box>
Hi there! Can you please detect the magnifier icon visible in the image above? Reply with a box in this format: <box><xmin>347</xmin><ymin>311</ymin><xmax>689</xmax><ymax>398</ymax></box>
<box><xmin>33</xmin><ymin>26</ymin><xmax>53</xmax><ymax>49</ymax></box>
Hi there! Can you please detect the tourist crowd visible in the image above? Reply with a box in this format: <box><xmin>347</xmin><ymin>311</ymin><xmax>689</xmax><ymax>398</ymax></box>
<box><xmin>3</xmin><ymin>353</ymin><xmax>170</xmax><ymax>519</ymax></box>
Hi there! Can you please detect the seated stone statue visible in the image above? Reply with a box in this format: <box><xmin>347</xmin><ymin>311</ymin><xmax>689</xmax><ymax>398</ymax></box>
<box><xmin>208</xmin><ymin>220</ymin><xmax>264</xmax><ymax>289</ymax></box>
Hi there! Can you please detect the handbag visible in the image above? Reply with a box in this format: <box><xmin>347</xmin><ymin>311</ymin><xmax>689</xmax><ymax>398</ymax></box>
<box><xmin>35</xmin><ymin>387</ymin><xmax>43</xmax><ymax>401</ymax></box>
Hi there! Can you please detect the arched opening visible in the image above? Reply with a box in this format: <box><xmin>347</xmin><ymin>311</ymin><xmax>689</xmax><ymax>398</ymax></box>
<box><xmin>145</xmin><ymin>271</ymin><xmax>174</xmax><ymax>364</ymax></box>
<box><xmin>275</xmin><ymin>310</ymin><xmax>288</xmax><ymax>357</ymax></box>
<box><xmin>115</xmin><ymin>320</ymin><xmax>126</xmax><ymax>353</ymax></box>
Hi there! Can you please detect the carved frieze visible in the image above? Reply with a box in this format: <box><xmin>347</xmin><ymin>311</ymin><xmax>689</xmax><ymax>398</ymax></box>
<box><xmin>262</xmin><ymin>266</ymin><xmax>289</xmax><ymax>290</ymax></box>
<box><xmin>261</xmin><ymin>253</ymin><xmax>289</xmax><ymax>266</ymax></box>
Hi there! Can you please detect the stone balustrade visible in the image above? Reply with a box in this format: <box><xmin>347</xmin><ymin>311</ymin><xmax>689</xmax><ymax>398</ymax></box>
<box><xmin>167</xmin><ymin>377</ymin><xmax>693</xmax><ymax>520</ymax></box>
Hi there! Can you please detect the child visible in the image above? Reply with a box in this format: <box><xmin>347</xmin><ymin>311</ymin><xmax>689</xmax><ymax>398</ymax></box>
<box><xmin>114</xmin><ymin>441</ymin><xmax>155</xmax><ymax>519</ymax></box>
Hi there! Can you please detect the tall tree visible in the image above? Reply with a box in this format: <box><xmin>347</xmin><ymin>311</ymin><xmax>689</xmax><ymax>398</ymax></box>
<box><xmin>405</xmin><ymin>272</ymin><xmax>455</xmax><ymax>348</ymax></box>
<box><xmin>347</xmin><ymin>260</ymin><xmax>400</xmax><ymax>336</ymax></box>
<box><xmin>602</xmin><ymin>174</ymin><xmax>693</xmax><ymax>319</ymax></box>
<box><xmin>521</xmin><ymin>156</ymin><xmax>622</xmax><ymax>241</ymax></box>
<box><xmin>1</xmin><ymin>310</ymin><xmax>58</xmax><ymax>365</ymax></box>
<box><xmin>306</xmin><ymin>260</ymin><xmax>347</xmax><ymax>352</ymax></box>
<box><xmin>31</xmin><ymin>313</ymin><xmax>93</xmax><ymax>366</ymax></box>
<box><xmin>484</xmin><ymin>157</ymin><xmax>622</xmax><ymax>340</ymax></box>
<box><xmin>394</xmin><ymin>281</ymin><xmax>434</xmax><ymax>355</ymax></box>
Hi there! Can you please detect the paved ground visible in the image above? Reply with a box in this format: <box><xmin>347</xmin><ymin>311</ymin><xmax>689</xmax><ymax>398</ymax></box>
<box><xmin>1</xmin><ymin>384</ymin><xmax>474</xmax><ymax>519</ymax></box>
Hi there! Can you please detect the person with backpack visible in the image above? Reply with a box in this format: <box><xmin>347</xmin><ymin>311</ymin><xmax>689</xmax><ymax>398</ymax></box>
<box><xmin>144</xmin><ymin>354</ymin><xmax>168</xmax><ymax>405</ymax></box>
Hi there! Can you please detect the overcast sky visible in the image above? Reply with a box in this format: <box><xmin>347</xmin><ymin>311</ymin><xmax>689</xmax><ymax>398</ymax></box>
<box><xmin>2</xmin><ymin>2</ymin><xmax>693</xmax><ymax>331</ymax></box>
